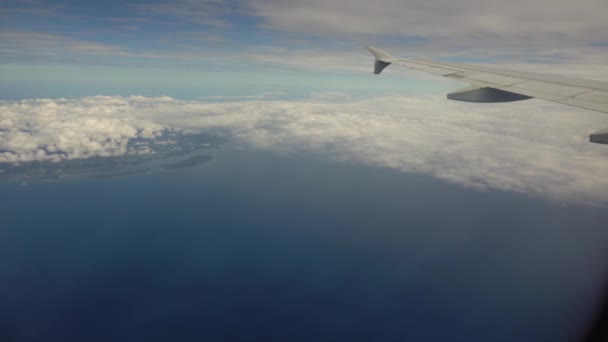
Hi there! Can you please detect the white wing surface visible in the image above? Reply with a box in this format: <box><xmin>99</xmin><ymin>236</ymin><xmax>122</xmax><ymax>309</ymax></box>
<box><xmin>367</xmin><ymin>46</ymin><xmax>608</xmax><ymax>144</ymax></box>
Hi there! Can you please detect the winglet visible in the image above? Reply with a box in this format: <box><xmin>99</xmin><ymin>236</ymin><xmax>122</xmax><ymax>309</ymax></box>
<box><xmin>367</xmin><ymin>46</ymin><xmax>394</xmax><ymax>61</ymax></box>
<box><xmin>366</xmin><ymin>46</ymin><xmax>395</xmax><ymax>75</ymax></box>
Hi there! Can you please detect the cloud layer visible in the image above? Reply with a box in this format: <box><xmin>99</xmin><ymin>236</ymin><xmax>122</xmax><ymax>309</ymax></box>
<box><xmin>249</xmin><ymin>0</ymin><xmax>608</xmax><ymax>39</ymax></box>
<box><xmin>1</xmin><ymin>94</ymin><xmax>608</xmax><ymax>205</ymax></box>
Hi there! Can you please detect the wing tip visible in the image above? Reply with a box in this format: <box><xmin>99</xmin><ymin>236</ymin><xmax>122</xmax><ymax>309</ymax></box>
<box><xmin>366</xmin><ymin>46</ymin><xmax>394</xmax><ymax>62</ymax></box>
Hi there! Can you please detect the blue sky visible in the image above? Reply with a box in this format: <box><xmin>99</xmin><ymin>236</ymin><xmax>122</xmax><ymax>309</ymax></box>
<box><xmin>1</xmin><ymin>0</ymin><xmax>352</xmax><ymax>70</ymax></box>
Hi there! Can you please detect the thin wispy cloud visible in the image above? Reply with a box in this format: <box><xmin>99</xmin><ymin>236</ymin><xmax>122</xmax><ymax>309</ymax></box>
<box><xmin>0</xmin><ymin>0</ymin><xmax>63</xmax><ymax>17</ymax></box>
<box><xmin>0</xmin><ymin>31</ymin><xmax>130</xmax><ymax>57</ymax></box>
<box><xmin>2</xmin><ymin>0</ymin><xmax>607</xmax><ymax>68</ymax></box>
<box><xmin>129</xmin><ymin>0</ymin><xmax>234</xmax><ymax>28</ymax></box>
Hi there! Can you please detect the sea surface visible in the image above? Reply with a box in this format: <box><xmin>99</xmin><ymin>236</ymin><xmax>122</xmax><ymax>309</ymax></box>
<box><xmin>1</xmin><ymin>148</ymin><xmax>607</xmax><ymax>341</ymax></box>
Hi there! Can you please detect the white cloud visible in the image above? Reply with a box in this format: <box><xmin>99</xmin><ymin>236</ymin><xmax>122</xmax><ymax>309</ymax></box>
<box><xmin>0</xmin><ymin>32</ymin><xmax>128</xmax><ymax>55</ymax></box>
<box><xmin>130</xmin><ymin>0</ymin><xmax>232</xmax><ymax>28</ymax></box>
<box><xmin>247</xmin><ymin>0</ymin><xmax>608</xmax><ymax>45</ymax></box>
<box><xmin>1</xmin><ymin>94</ymin><xmax>607</xmax><ymax>205</ymax></box>
<box><xmin>132</xmin><ymin>0</ymin><xmax>608</xmax><ymax>64</ymax></box>
<box><xmin>0</xmin><ymin>96</ymin><xmax>166</xmax><ymax>163</ymax></box>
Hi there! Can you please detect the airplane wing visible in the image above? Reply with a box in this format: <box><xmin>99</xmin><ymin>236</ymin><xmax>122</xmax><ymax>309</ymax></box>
<box><xmin>367</xmin><ymin>46</ymin><xmax>608</xmax><ymax>144</ymax></box>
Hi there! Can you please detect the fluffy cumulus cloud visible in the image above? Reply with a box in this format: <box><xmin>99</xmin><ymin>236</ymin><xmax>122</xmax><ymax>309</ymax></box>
<box><xmin>1</xmin><ymin>94</ymin><xmax>608</xmax><ymax>205</ymax></box>
<box><xmin>0</xmin><ymin>96</ymin><xmax>167</xmax><ymax>163</ymax></box>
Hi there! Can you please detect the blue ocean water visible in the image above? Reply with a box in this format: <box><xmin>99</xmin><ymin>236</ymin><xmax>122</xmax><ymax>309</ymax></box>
<box><xmin>0</xmin><ymin>149</ymin><xmax>607</xmax><ymax>341</ymax></box>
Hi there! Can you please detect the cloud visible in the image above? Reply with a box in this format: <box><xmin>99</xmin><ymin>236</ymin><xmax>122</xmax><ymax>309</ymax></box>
<box><xmin>3</xmin><ymin>30</ymin><xmax>608</xmax><ymax>78</ymax></box>
<box><xmin>1</xmin><ymin>94</ymin><xmax>607</xmax><ymax>205</ymax></box>
<box><xmin>0</xmin><ymin>0</ymin><xmax>64</xmax><ymax>17</ymax></box>
<box><xmin>0</xmin><ymin>96</ymin><xmax>167</xmax><ymax>163</ymax></box>
<box><xmin>129</xmin><ymin>0</ymin><xmax>233</xmax><ymax>28</ymax></box>
<box><xmin>130</xmin><ymin>0</ymin><xmax>608</xmax><ymax>64</ymax></box>
<box><xmin>247</xmin><ymin>0</ymin><xmax>608</xmax><ymax>44</ymax></box>
<box><xmin>2</xmin><ymin>0</ymin><xmax>608</xmax><ymax>72</ymax></box>
<box><xmin>0</xmin><ymin>31</ymin><xmax>132</xmax><ymax>61</ymax></box>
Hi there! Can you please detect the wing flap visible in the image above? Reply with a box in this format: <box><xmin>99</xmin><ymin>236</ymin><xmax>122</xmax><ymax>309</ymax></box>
<box><xmin>559</xmin><ymin>98</ymin><xmax>608</xmax><ymax>114</ymax></box>
<box><xmin>421</xmin><ymin>67</ymin><xmax>462</xmax><ymax>76</ymax></box>
<box><xmin>465</xmin><ymin>73</ymin><xmax>526</xmax><ymax>86</ymax></box>
<box><xmin>512</xmin><ymin>80</ymin><xmax>590</xmax><ymax>97</ymax></box>
<box><xmin>446</xmin><ymin>71</ymin><xmax>480</xmax><ymax>79</ymax></box>
<box><xmin>574</xmin><ymin>90</ymin><xmax>608</xmax><ymax>104</ymax></box>
<box><xmin>413</xmin><ymin>59</ymin><xmax>608</xmax><ymax>92</ymax></box>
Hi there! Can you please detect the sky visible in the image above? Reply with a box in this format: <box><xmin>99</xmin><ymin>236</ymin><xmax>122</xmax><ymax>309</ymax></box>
<box><xmin>0</xmin><ymin>0</ymin><xmax>608</xmax><ymax>206</ymax></box>
<box><xmin>2</xmin><ymin>0</ymin><xmax>608</xmax><ymax>69</ymax></box>
<box><xmin>2</xmin><ymin>1</ymin><xmax>608</xmax><ymax>341</ymax></box>
<box><xmin>1</xmin><ymin>0</ymin><xmax>608</xmax><ymax>205</ymax></box>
